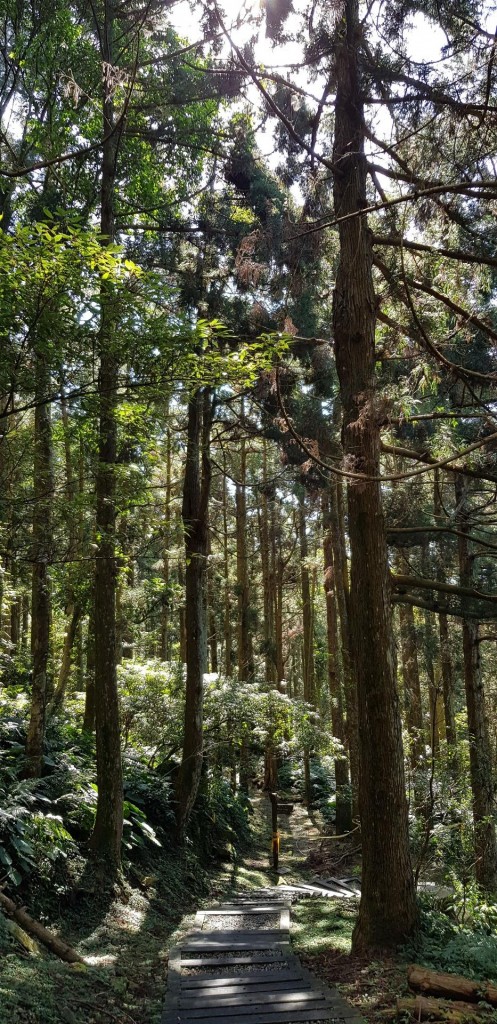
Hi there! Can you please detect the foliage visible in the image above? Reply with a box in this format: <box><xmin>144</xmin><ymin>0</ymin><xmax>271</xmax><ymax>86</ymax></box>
<box><xmin>404</xmin><ymin>893</ymin><xmax>497</xmax><ymax>983</ymax></box>
<box><xmin>281</xmin><ymin>755</ymin><xmax>338</xmax><ymax>823</ymax></box>
<box><xmin>187</xmin><ymin>776</ymin><xmax>252</xmax><ymax>860</ymax></box>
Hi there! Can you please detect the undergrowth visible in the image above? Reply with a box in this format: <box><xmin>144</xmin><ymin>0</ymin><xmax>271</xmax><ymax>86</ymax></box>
<box><xmin>403</xmin><ymin>892</ymin><xmax>497</xmax><ymax>983</ymax></box>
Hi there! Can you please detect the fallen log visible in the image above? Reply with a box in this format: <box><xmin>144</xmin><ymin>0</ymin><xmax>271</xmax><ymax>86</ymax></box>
<box><xmin>398</xmin><ymin>995</ymin><xmax>492</xmax><ymax>1022</ymax></box>
<box><xmin>408</xmin><ymin>965</ymin><xmax>497</xmax><ymax>1007</ymax></box>
<box><xmin>0</xmin><ymin>891</ymin><xmax>83</xmax><ymax>963</ymax></box>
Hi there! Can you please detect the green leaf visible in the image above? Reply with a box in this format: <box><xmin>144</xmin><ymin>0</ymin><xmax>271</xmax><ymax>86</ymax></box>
<box><xmin>0</xmin><ymin>845</ymin><xmax>12</xmax><ymax>866</ymax></box>
<box><xmin>11</xmin><ymin>837</ymin><xmax>34</xmax><ymax>857</ymax></box>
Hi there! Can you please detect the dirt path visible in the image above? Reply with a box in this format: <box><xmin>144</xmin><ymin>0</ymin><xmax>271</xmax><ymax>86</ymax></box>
<box><xmin>162</xmin><ymin>891</ymin><xmax>364</xmax><ymax>1024</ymax></box>
<box><xmin>160</xmin><ymin>794</ymin><xmax>365</xmax><ymax>1024</ymax></box>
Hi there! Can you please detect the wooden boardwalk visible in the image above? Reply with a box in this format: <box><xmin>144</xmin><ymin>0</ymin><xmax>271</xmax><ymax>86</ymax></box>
<box><xmin>162</xmin><ymin>893</ymin><xmax>365</xmax><ymax>1024</ymax></box>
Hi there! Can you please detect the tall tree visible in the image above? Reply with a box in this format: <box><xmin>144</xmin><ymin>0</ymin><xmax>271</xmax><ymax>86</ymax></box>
<box><xmin>455</xmin><ymin>475</ymin><xmax>497</xmax><ymax>890</ymax></box>
<box><xmin>332</xmin><ymin>0</ymin><xmax>418</xmax><ymax>949</ymax></box>
<box><xmin>25</xmin><ymin>345</ymin><xmax>53</xmax><ymax>777</ymax></box>
<box><xmin>89</xmin><ymin>0</ymin><xmax>123</xmax><ymax>870</ymax></box>
<box><xmin>175</xmin><ymin>388</ymin><xmax>213</xmax><ymax>835</ymax></box>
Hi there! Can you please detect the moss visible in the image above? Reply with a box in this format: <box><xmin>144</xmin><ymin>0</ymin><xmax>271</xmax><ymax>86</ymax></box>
<box><xmin>291</xmin><ymin>898</ymin><xmax>355</xmax><ymax>957</ymax></box>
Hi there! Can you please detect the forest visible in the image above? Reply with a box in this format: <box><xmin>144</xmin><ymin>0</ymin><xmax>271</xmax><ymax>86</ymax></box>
<box><xmin>1</xmin><ymin>0</ymin><xmax>497</xmax><ymax>1021</ymax></box>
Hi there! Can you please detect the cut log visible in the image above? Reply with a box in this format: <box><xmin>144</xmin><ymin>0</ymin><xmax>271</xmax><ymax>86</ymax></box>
<box><xmin>5</xmin><ymin>918</ymin><xmax>42</xmax><ymax>955</ymax></box>
<box><xmin>0</xmin><ymin>891</ymin><xmax>83</xmax><ymax>963</ymax></box>
<box><xmin>408</xmin><ymin>965</ymin><xmax>497</xmax><ymax>1007</ymax></box>
<box><xmin>398</xmin><ymin>995</ymin><xmax>492</xmax><ymax>1022</ymax></box>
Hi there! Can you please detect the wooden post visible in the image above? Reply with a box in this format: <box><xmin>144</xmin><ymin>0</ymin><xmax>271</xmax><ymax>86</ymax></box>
<box><xmin>270</xmin><ymin>792</ymin><xmax>279</xmax><ymax>870</ymax></box>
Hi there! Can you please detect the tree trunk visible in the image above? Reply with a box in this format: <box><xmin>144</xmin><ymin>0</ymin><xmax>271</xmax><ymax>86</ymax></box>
<box><xmin>397</xmin><ymin>995</ymin><xmax>488</xmax><ymax>1021</ymax></box>
<box><xmin>89</xmin><ymin>0</ymin><xmax>123</xmax><ymax>871</ymax></box>
<box><xmin>83</xmin><ymin>603</ymin><xmax>96</xmax><ymax>734</ymax></box>
<box><xmin>322</xmin><ymin>490</ymin><xmax>352</xmax><ymax>833</ymax></box>
<box><xmin>49</xmin><ymin>388</ymin><xmax>81</xmax><ymax>715</ymax></box>
<box><xmin>398</xmin><ymin>601</ymin><xmax>425</xmax><ymax>780</ymax></box>
<box><xmin>25</xmin><ymin>348</ymin><xmax>53</xmax><ymax>778</ymax></box>
<box><xmin>259</xmin><ymin>448</ymin><xmax>280</xmax><ymax>793</ymax></box>
<box><xmin>299</xmin><ymin>492</ymin><xmax>315</xmax><ymax>706</ymax></box>
<box><xmin>299</xmin><ymin>492</ymin><xmax>315</xmax><ymax>806</ymax></box>
<box><xmin>50</xmin><ymin>603</ymin><xmax>82</xmax><ymax>714</ymax></box>
<box><xmin>161</xmin><ymin>423</ymin><xmax>172</xmax><ymax>661</ymax></box>
<box><xmin>332</xmin><ymin>0</ymin><xmax>418</xmax><ymax>949</ymax></box>
<box><xmin>439</xmin><ymin>611</ymin><xmax>457</xmax><ymax>747</ymax></box>
<box><xmin>434</xmin><ymin>475</ymin><xmax>457</xmax><ymax>751</ymax></box>
<box><xmin>0</xmin><ymin>891</ymin><xmax>83</xmax><ymax>964</ymax></box>
<box><xmin>206</xmin><ymin>511</ymin><xmax>218</xmax><ymax>673</ymax></box>
<box><xmin>259</xmin><ymin>443</ymin><xmax>277</xmax><ymax>686</ymax></box>
<box><xmin>236</xmin><ymin>416</ymin><xmax>253</xmax><ymax>793</ymax></box>
<box><xmin>222</xmin><ymin>466</ymin><xmax>233</xmax><ymax>677</ymax></box>
<box><xmin>328</xmin><ymin>475</ymin><xmax>360</xmax><ymax>822</ymax></box>
<box><xmin>236</xmin><ymin>421</ymin><xmax>253</xmax><ymax>683</ymax></box>
<box><xmin>273</xmin><ymin>498</ymin><xmax>285</xmax><ymax>687</ymax></box>
<box><xmin>175</xmin><ymin>388</ymin><xmax>213</xmax><ymax>835</ymax></box>
<box><xmin>408</xmin><ymin>964</ymin><xmax>497</xmax><ymax>1006</ymax></box>
<box><xmin>455</xmin><ymin>476</ymin><xmax>497</xmax><ymax>890</ymax></box>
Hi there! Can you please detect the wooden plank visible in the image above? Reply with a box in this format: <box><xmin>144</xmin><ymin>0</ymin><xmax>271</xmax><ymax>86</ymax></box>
<box><xmin>178</xmin><ymin>950</ymin><xmax>286</xmax><ymax>966</ymax></box>
<box><xmin>182</xmin><ymin>929</ymin><xmax>287</xmax><ymax>941</ymax></box>
<box><xmin>179</xmin><ymin>953</ymin><xmax>287</xmax><ymax>968</ymax></box>
<box><xmin>180</xmin><ymin>978</ymin><xmax>307</xmax><ymax>995</ymax></box>
<box><xmin>180</xmin><ymin>938</ymin><xmax>290</xmax><ymax>950</ymax></box>
<box><xmin>201</xmin><ymin>909</ymin><xmax>286</xmax><ymax>917</ymax></box>
<box><xmin>181</xmin><ymin>987</ymin><xmax>316</xmax><ymax>1007</ymax></box>
<box><xmin>179</xmin><ymin>996</ymin><xmax>329</xmax><ymax>1017</ymax></box>
<box><xmin>163</xmin><ymin>1011</ymin><xmax>348</xmax><ymax>1024</ymax></box>
<box><xmin>180</xmin><ymin>938</ymin><xmax>289</xmax><ymax>948</ymax></box>
<box><xmin>181</xmin><ymin>969</ymin><xmax>305</xmax><ymax>989</ymax></box>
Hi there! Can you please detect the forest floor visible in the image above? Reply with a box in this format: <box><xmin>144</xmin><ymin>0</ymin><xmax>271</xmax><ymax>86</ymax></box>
<box><xmin>0</xmin><ymin>795</ymin><xmax>422</xmax><ymax>1024</ymax></box>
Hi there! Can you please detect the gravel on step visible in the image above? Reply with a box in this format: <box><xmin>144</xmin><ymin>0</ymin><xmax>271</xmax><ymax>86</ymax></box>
<box><xmin>181</xmin><ymin>961</ymin><xmax>287</xmax><ymax>975</ymax></box>
<box><xmin>203</xmin><ymin>913</ymin><xmax>280</xmax><ymax>930</ymax></box>
<box><xmin>181</xmin><ymin>949</ymin><xmax>275</xmax><ymax>960</ymax></box>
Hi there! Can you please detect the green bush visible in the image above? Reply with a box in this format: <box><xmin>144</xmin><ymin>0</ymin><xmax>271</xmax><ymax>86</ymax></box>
<box><xmin>187</xmin><ymin>775</ymin><xmax>251</xmax><ymax>860</ymax></box>
<box><xmin>404</xmin><ymin>892</ymin><xmax>497</xmax><ymax>983</ymax></box>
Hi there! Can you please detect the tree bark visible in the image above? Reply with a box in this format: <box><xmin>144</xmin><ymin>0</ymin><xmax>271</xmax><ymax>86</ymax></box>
<box><xmin>299</xmin><ymin>492</ymin><xmax>315</xmax><ymax>806</ymax></box>
<box><xmin>398</xmin><ymin>601</ymin><xmax>425</xmax><ymax>779</ymax></box>
<box><xmin>408</xmin><ymin>964</ymin><xmax>497</xmax><ymax>1006</ymax></box>
<box><xmin>0</xmin><ymin>891</ymin><xmax>83</xmax><ymax>964</ymax></box>
<box><xmin>50</xmin><ymin>603</ymin><xmax>82</xmax><ymax>714</ymax></box>
<box><xmin>83</xmin><ymin>603</ymin><xmax>96</xmax><ymax>734</ymax></box>
<box><xmin>175</xmin><ymin>388</ymin><xmax>213</xmax><ymax>835</ymax></box>
<box><xmin>235</xmin><ymin>414</ymin><xmax>253</xmax><ymax>793</ymax></box>
<box><xmin>273</xmin><ymin>498</ymin><xmax>285</xmax><ymax>688</ymax></box>
<box><xmin>332</xmin><ymin>0</ymin><xmax>418</xmax><ymax>949</ymax></box>
<box><xmin>236</xmin><ymin>419</ymin><xmax>253</xmax><ymax>683</ymax></box>
<box><xmin>328</xmin><ymin>474</ymin><xmax>360</xmax><ymax>822</ymax></box>
<box><xmin>322</xmin><ymin>489</ymin><xmax>352</xmax><ymax>833</ymax></box>
<box><xmin>161</xmin><ymin>422</ymin><xmax>172</xmax><ymax>661</ymax></box>
<box><xmin>49</xmin><ymin>389</ymin><xmax>81</xmax><ymax>714</ymax></box>
<box><xmin>25</xmin><ymin>347</ymin><xmax>53</xmax><ymax>778</ymax></box>
<box><xmin>299</xmin><ymin>492</ymin><xmax>315</xmax><ymax>706</ymax></box>
<box><xmin>421</xmin><ymin>544</ymin><xmax>442</xmax><ymax>755</ymax></box>
<box><xmin>434</xmin><ymin>474</ymin><xmax>457</xmax><ymax>750</ymax></box>
<box><xmin>397</xmin><ymin>995</ymin><xmax>488</xmax><ymax>1022</ymax></box>
<box><xmin>439</xmin><ymin>611</ymin><xmax>457</xmax><ymax>747</ymax></box>
<box><xmin>89</xmin><ymin>0</ymin><xmax>123</xmax><ymax>871</ymax></box>
<box><xmin>455</xmin><ymin>476</ymin><xmax>497</xmax><ymax>890</ymax></box>
<box><xmin>258</xmin><ymin>443</ymin><xmax>277</xmax><ymax>686</ymax></box>
<box><xmin>222</xmin><ymin>466</ymin><xmax>233</xmax><ymax>677</ymax></box>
